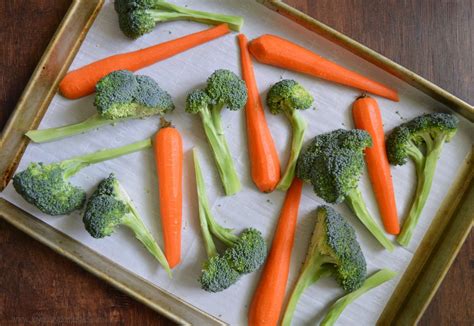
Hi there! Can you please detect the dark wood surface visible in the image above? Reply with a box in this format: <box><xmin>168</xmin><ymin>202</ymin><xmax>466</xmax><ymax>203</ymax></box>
<box><xmin>0</xmin><ymin>0</ymin><xmax>472</xmax><ymax>324</ymax></box>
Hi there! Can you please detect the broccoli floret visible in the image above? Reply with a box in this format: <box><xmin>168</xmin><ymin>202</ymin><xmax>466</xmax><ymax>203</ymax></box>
<box><xmin>193</xmin><ymin>149</ymin><xmax>267</xmax><ymax>292</ymax></box>
<box><xmin>84</xmin><ymin>174</ymin><xmax>171</xmax><ymax>276</ymax></box>
<box><xmin>386</xmin><ymin>112</ymin><xmax>459</xmax><ymax>246</ymax></box>
<box><xmin>26</xmin><ymin>70</ymin><xmax>174</xmax><ymax>143</ymax></box>
<box><xmin>320</xmin><ymin>269</ymin><xmax>396</xmax><ymax>326</ymax></box>
<box><xmin>281</xmin><ymin>205</ymin><xmax>367</xmax><ymax>325</ymax></box>
<box><xmin>266</xmin><ymin>80</ymin><xmax>313</xmax><ymax>191</ymax></box>
<box><xmin>296</xmin><ymin>129</ymin><xmax>394</xmax><ymax>251</ymax></box>
<box><xmin>12</xmin><ymin>138</ymin><xmax>151</xmax><ymax>215</ymax></box>
<box><xmin>186</xmin><ymin>70</ymin><xmax>248</xmax><ymax>196</ymax></box>
<box><xmin>115</xmin><ymin>0</ymin><xmax>243</xmax><ymax>39</ymax></box>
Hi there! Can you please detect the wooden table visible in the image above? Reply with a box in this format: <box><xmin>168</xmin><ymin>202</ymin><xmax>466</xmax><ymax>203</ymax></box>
<box><xmin>1</xmin><ymin>1</ymin><xmax>472</xmax><ymax>324</ymax></box>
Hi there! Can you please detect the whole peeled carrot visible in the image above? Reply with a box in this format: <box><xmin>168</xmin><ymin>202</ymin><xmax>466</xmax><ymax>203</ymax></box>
<box><xmin>248</xmin><ymin>34</ymin><xmax>399</xmax><ymax>102</ymax></box>
<box><xmin>248</xmin><ymin>178</ymin><xmax>304</xmax><ymax>326</ymax></box>
<box><xmin>59</xmin><ymin>24</ymin><xmax>230</xmax><ymax>99</ymax></box>
<box><xmin>237</xmin><ymin>33</ymin><xmax>280</xmax><ymax>192</ymax></box>
<box><xmin>153</xmin><ymin>118</ymin><xmax>183</xmax><ymax>268</ymax></box>
<box><xmin>352</xmin><ymin>95</ymin><xmax>399</xmax><ymax>234</ymax></box>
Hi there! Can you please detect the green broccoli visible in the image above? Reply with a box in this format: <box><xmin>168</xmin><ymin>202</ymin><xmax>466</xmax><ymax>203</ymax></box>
<box><xmin>26</xmin><ymin>70</ymin><xmax>174</xmax><ymax>143</ymax></box>
<box><xmin>13</xmin><ymin>138</ymin><xmax>151</xmax><ymax>215</ymax></box>
<box><xmin>266</xmin><ymin>79</ymin><xmax>313</xmax><ymax>191</ymax></box>
<box><xmin>296</xmin><ymin>129</ymin><xmax>395</xmax><ymax>251</ymax></box>
<box><xmin>186</xmin><ymin>69</ymin><xmax>248</xmax><ymax>196</ymax></box>
<box><xmin>281</xmin><ymin>205</ymin><xmax>367</xmax><ymax>326</ymax></box>
<box><xmin>115</xmin><ymin>0</ymin><xmax>244</xmax><ymax>39</ymax></box>
<box><xmin>193</xmin><ymin>148</ymin><xmax>266</xmax><ymax>292</ymax></box>
<box><xmin>320</xmin><ymin>269</ymin><xmax>396</xmax><ymax>326</ymax></box>
<box><xmin>386</xmin><ymin>112</ymin><xmax>459</xmax><ymax>246</ymax></box>
<box><xmin>83</xmin><ymin>173</ymin><xmax>171</xmax><ymax>276</ymax></box>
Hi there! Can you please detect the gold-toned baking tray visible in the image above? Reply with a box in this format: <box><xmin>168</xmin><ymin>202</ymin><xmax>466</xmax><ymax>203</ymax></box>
<box><xmin>0</xmin><ymin>0</ymin><xmax>472</xmax><ymax>324</ymax></box>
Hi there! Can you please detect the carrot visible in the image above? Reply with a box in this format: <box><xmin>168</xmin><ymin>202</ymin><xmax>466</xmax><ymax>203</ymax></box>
<box><xmin>59</xmin><ymin>24</ymin><xmax>230</xmax><ymax>99</ymax></box>
<box><xmin>352</xmin><ymin>95</ymin><xmax>400</xmax><ymax>234</ymax></box>
<box><xmin>248</xmin><ymin>34</ymin><xmax>399</xmax><ymax>102</ymax></box>
<box><xmin>237</xmin><ymin>34</ymin><xmax>281</xmax><ymax>193</ymax></box>
<box><xmin>153</xmin><ymin>118</ymin><xmax>184</xmax><ymax>268</ymax></box>
<box><xmin>248</xmin><ymin>178</ymin><xmax>304</xmax><ymax>326</ymax></box>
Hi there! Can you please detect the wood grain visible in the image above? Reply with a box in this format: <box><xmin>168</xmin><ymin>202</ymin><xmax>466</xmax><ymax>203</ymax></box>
<box><xmin>0</xmin><ymin>0</ymin><xmax>472</xmax><ymax>325</ymax></box>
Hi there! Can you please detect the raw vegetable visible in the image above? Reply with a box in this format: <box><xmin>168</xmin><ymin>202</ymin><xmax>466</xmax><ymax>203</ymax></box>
<box><xmin>193</xmin><ymin>149</ymin><xmax>267</xmax><ymax>292</ymax></box>
<box><xmin>248</xmin><ymin>178</ymin><xmax>304</xmax><ymax>326</ymax></box>
<box><xmin>267</xmin><ymin>79</ymin><xmax>313</xmax><ymax>191</ymax></box>
<box><xmin>83</xmin><ymin>173</ymin><xmax>171</xmax><ymax>276</ymax></box>
<box><xmin>248</xmin><ymin>34</ymin><xmax>399</xmax><ymax>101</ymax></box>
<box><xmin>237</xmin><ymin>34</ymin><xmax>281</xmax><ymax>193</ymax></box>
<box><xmin>186</xmin><ymin>69</ymin><xmax>248</xmax><ymax>196</ymax></box>
<box><xmin>320</xmin><ymin>269</ymin><xmax>396</xmax><ymax>326</ymax></box>
<box><xmin>296</xmin><ymin>129</ymin><xmax>395</xmax><ymax>251</ymax></box>
<box><xmin>352</xmin><ymin>95</ymin><xmax>399</xmax><ymax>234</ymax></box>
<box><xmin>153</xmin><ymin>118</ymin><xmax>183</xmax><ymax>268</ymax></box>
<box><xmin>281</xmin><ymin>205</ymin><xmax>367</xmax><ymax>326</ymax></box>
<box><xmin>28</xmin><ymin>70</ymin><xmax>174</xmax><ymax>143</ymax></box>
<box><xmin>386</xmin><ymin>112</ymin><xmax>458</xmax><ymax>246</ymax></box>
<box><xmin>59</xmin><ymin>24</ymin><xmax>230</xmax><ymax>99</ymax></box>
<box><xmin>13</xmin><ymin>138</ymin><xmax>151</xmax><ymax>215</ymax></box>
<box><xmin>115</xmin><ymin>0</ymin><xmax>243</xmax><ymax>39</ymax></box>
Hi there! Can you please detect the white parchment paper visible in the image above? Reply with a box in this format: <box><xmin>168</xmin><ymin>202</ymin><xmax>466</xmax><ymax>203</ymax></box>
<box><xmin>1</xmin><ymin>1</ymin><xmax>473</xmax><ymax>325</ymax></box>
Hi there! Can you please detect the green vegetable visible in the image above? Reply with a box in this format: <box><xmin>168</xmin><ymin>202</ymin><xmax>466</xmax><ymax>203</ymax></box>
<box><xmin>296</xmin><ymin>129</ymin><xmax>395</xmax><ymax>251</ymax></box>
<box><xmin>281</xmin><ymin>205</ymin><xmax>367</xmax><ymax>326</ymax></box>
<box><xmin>13</xmin><ymin>138</ymin><xmax>151</xmax><ymax>216</ymax></box>
<box><xmin>83</xmin><ymin>173</ymin><xmax>171</xmax><ymax>276</ymax></box>
<box><xmin>115</xmin><ymin>0</ymin><xmax>244</xmax><ymax>39</ymax></box>
<box><xmin>320</xmin><ymin>269</ymin><xmax>397</xmax><ymax>326</ymax></box>
<box><xmin>193</xmin><ymin>148</ymin><xmax>267</xmax><ymax>292</ymax></box>
<box><xmin>26</xmin><ymin>70</ymin><xmax>174</xmax><ymax>143</ymax></box>
<box><xmin>266</xmin><ymin>79</ymin><xmax>313</xmax><ymax>191</ymax></box>
<box><xmin>186</xmin><ymin>70</ymin><xmax>248</xmax><ymax>196</ymax></box>
<box><xmin>386</xmin><ymin>112</ymin><xmax>458</xmax><ymax>246</ymax></box>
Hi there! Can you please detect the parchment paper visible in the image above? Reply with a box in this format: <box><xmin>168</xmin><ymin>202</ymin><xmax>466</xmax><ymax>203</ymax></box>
<box><xmin>1</xmin><ymin>1</ymin><xmax>472</xmax><ymax>325</ymax></box>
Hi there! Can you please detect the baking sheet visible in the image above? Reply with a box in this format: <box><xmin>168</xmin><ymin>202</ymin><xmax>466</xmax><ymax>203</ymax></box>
<box><xmin>1</xmin><ymin>0</ymin><xmax>472</xmax><ymax>324</ymax></box>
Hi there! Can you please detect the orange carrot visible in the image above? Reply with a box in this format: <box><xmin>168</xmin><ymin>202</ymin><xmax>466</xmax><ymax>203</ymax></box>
<box><xmin>248</xmin><ymin>34</ymin><xmax>399</xmax><ymax>102</ymax></box>
<box><xmin>59</xmin><ymin>24</ymin><xmax>230</xmax><ymax>99</ymax></box>
<box><xmin>352</xmin><ymin>95</ymin><xmax>400</xmax><ymax>234</ymax></box>
<box><xmin>248</xmin><ymin>178</ymin><xmax>304</xmax><ymax>326</ymax></box>
<box><xmin>237</xmin><ymin>34</ymin><xmax>281</xmax><ymax>192</ymax></box>
<box><xmin>153</xmin><ymin>118</ymin><xmax>183</xmax><ymax>268</ymax></box>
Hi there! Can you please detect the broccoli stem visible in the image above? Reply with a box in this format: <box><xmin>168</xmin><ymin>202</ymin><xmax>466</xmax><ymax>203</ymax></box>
<box><xmin>397</xmin><ymin>136</ymin><xmax>446</xmax><ymax>247</ymax></box>
<box><xmin>62</xmin><ymin>139</ymin><xmax>151</xmax><ymax>178</ymax></box>
<box><xmin>122</xmin><ymin>212</ymin><xmax>172</xmax><ymax>277</ymax></box>
<box><xmin>153</xmin><ymin>2</ymin><xmax>244</xmax><ymax>31</ymax></box>
<box><xmin>345</xmin><ymin>188</ymin><xmax>395</xmax><ymax>252</ymax></box>
<box><xmin>281</xmin><ymin>253</ymin><xmax>332</xmax><ymax>326</ymax></box>
<box><xmin>25</xmin><ymin>114</ymin><xmax>126</xmax><ymax>143</ymax></box>
<box><xmin>193</xmin><ymin>148</ymin><xmax>218</xmax><ymax>258</ymax></box>
<box><xmin>320</xmin><ymin>269</ymin><xmax>396</xmax><ymax>326</ymax></box>
<box><xmin>210</xmin><ymin>103</ymin><xmax>225</xmax><ymax>135</ymax></box>
<box><xmin>277</xmin><ymin>110</ymin><xmax>307</xmax><ymax>191</ymax></box>
<box><xmin>200</xmin><ymin>110</ymin><xmax>241</xmax><ymax>196</ymax></box>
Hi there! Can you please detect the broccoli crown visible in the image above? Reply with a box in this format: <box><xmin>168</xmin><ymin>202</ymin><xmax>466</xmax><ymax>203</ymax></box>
<box><xmin>205</xmin><ymin>69</ymin><xmax>248</xmax><ymax>111</ymax></box>
<box><xmin>117</xmin><ymin>9</ymin><xmax>156</xmax><ymax>39</ymax></box>
<box><xmin>223</xmin><ymin>228</ymin><xmax>267</xmax><ymax>274</ymax></box>
<box><xmin>199</xmin><ymin>255</ymin><xmax>241</xmax><ymax>292</ymax></box>
<box><xmin>94</xmin><ymin>70</ymin><xmax>174</xmax><ymax>119</ymax></box>
<box><xmin>185</xmin><ymin>89</ymin><xmax>211</xmax><ymax>114</ymax></box>
<box><xmin>12</xmin><ymin>162</ymin><xmax>86</xmax><ymax>216</ymax></box>
<box><xmin>386</xmin><ymin>112</ymin><xmax>459</xmax><ymax>165</ymax></box>
<box><xmin>266</xmin><ymin>79</ymin><xmax>313</xmax><ymax>115</ymax></box>
<box><xmin>314</xmin><ymin>205</ymin><xmax>367</xmax><ymax>292</ymax></box>
<box><xmin>296</xmin><ymin>129</ymin><xmax>372</xmax><ymax>204</ymax></box>
<box><xmin>82</xmin><ymin>174</ymin><xmax>128</xmax><ymax>238</ymax></box>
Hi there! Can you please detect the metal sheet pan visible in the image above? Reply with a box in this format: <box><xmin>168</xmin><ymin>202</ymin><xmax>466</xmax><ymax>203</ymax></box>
<box><xmin>0</xmin><ymin>0</ymin><xmax>472</xmax><ymax>324</ymax></box>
